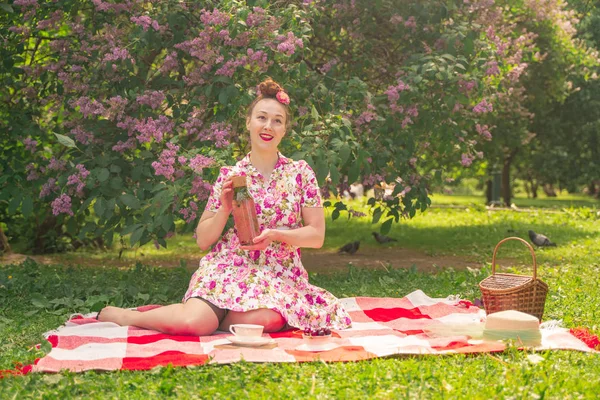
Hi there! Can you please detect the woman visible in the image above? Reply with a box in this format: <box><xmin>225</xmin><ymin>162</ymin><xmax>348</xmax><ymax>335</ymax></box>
<box><xmin>99</xmin><ymin>78</ymin><xmax>352</xmax><ymax>335</ymax></box>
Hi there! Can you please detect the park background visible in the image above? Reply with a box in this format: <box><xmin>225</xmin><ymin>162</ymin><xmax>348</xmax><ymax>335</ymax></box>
<box><xmin>1</xmin><ymin>0</ymin><xmax>599</xmax><ymax>398</ymax></box>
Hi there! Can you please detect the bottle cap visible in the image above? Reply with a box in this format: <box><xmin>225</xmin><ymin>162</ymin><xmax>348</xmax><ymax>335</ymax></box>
<box><xmin>232</xmin><ymin>175</ymin><xmax>247</xmax><ymax>188</ymax></box>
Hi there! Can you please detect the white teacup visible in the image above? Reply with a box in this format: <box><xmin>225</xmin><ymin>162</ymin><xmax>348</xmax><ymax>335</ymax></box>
<box><xmin>229</xmin><ymin>324</ymin><xmax>264</xmax><ymax>338</ymax></box>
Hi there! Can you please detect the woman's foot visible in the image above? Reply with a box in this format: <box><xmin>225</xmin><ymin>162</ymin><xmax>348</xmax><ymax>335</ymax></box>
<box><xmin>97</xmin><ymin>306</ymin><xmax>139</xmax><ymax>326</ymax></box>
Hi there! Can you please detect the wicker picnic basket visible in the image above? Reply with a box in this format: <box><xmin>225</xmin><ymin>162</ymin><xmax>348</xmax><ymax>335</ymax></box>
<box><xmin>479</xmin><ymin>237</ymin><xmax>549</xmax><ymax>321</ymax></box>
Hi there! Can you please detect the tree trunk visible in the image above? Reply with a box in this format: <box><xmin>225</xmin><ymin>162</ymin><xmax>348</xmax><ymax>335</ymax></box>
<box><xmin>501</xmin><ymin>151</ymin><xmax>517</xmax><ymax>207</ymax></box>
<box><xmin>485</xmin><ymin>179</ymin><xmax>492</xmax><ymax>204</ymax></box>
<box><xmin>531</xmin><ymin>181</ymin><xmax>538</xmax><ymax>198</ymax></box>
<box><xmin>523</xmin><ymin>180</ymin><xmax>531</xmax><ymax>198</ymax></box>
<box><xmin>589</xmin><ymin>180</ymin><xmax>598</xmax><ymax>198</ymax></box>
<box><xmin>543</xmin><ymin>183</ymin><xmax>557</xmax><ymax>197</ymax></box>
<box><xmin>0</xmin><ymin>224</ymin><xmax>10</xmax><ymax>254</ymax></box>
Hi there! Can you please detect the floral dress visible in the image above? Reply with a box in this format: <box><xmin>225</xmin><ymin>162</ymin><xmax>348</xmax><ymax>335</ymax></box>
<box><xmin>183</xmin><ymin>153</ymin><xmax>352</xmax><ymax>330</ymax></box>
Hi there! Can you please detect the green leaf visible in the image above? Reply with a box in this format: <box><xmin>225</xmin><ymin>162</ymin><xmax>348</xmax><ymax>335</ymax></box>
<box><xmin>381</xmin><ymin>218</ymin><xmax>393</xmax><ymax>235</ymax></box>
<box><xmin>332</xmin><ymin>209</ymin><xmax>340</xmax><ymax>220</ymax></box>
<box><xmin>329</xmin><ymin>166</ymin><xmax>340</xmax><ymax>185</ymax></box>
<box><xmin>161</xmin><ymin>215</ymin><xmax>174</xmax><ymax>232</ymax></box>
<box><xmin>315</xmin><ymin>157</ymin><xmax>329</xmax><ymax>185</ymax></box>
<box><xmin>348</xmin><ymin>162</ymin><xmax>360</xmax><ymax>184</ymax></box>
<box><xmin>121</xmin><ymin>223</ymin><xmax>143</xmax><ymax>236</ymax></box>
<box><xmin>8</xmin><ymin>196</ymin><xmax>20</xmax><ymax>214</ymax></box>
<box><xmin>311</xmin><ymin>105</ymin><xmax>320</xmax><ymax>121</ymax></box>
<box><xmin>54</xmin><ymin>133</ymin><xmax>77</xmax><ymax>148</ymax></box>
<box><xmin>120</xmin><ymin>194</ymin><xmax>141</xmax><ymax>209</ymax></box>
<box><xmin>372</xmin><ymin>207</ymin><xmax>383</xmax><ymax>224</ymax></box>
<box><xmin>339</xmin><ymin>144</ymin><xmax>351</xmax><ymax>165</ymax></box>
<box><xmin>0</xmin><ymin>4</ymin><xmax>14</xmax><ymax>12</ymax></box>
<box><xmin>464</xmin><ymin>37</ymin><xmax>474</xmax><ymax>55</ymax></box>
<box><xmin>21</xmin><ymin>196</ymin><xmax>33</xmax><ymax>217</ymax></box>
<box><xmin>130</xmin><ymin>226</ymin><xmax>145</xmax><ymax>246</ymax></box>
<box><xmin>97</xmin><ymin>168</ymin><xmax>110</xmax><ymax>182</ymax></box>
<box><xmin>31</xmin><ymin>293</ymin><xmax>49</xmax><ymax>309</ymax></box>
<box><xmin>94</xmin><ymin>197</ymin><xmax>105</xmax><ymax>218</ymax></box>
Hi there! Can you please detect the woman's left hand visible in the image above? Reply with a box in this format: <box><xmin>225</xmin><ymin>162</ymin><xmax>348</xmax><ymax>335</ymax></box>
<box><xmin>240</xmin><ymin>229</ymin><xmax>280</xmax><ymax>251</ymax></box>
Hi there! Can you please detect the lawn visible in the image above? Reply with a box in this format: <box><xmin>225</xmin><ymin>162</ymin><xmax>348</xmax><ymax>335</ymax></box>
<box><xmin>1</xmin><ymin>195</ymin><xmax>599</xmax><ymax>398</ymax></box>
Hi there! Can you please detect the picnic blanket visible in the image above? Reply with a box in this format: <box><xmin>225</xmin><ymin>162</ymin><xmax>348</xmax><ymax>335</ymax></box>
<box><xmin>17</xmin><ymin>290</ymin><xmax>600</xmax><ymax>374</ymax></box>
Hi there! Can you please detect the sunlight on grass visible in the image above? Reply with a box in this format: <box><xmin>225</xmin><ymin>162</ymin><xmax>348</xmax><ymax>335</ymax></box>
<box><xmin>49</xmin><ymin>195</ymin><xmax>599</xmax><ymax>268</ymax></box>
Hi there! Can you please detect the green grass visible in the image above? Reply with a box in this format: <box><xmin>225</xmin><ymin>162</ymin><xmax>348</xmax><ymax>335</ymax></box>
<box><xmin>1</xmin><ymin>195</ymin><xmax>600</xmax><ymax>398</ymax></box>
<box><xmin>431</xmin><ymin>192</ymin><xmax>600</xmax><ymax>209</ymax></box>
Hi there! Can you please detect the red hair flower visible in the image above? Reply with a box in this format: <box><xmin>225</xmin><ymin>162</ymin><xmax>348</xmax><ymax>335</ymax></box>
<box><xmin>276</xmin><ymin>90</ymin><xmax>290</xmax><ymax>105</ymax></box>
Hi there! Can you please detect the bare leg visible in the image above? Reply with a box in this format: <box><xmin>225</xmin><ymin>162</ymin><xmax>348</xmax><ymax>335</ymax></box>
<box><xmin>220</xmin><ymin>309</ymin><xmax>286</xmax><ymax>333</ymax></box>
<box><xmin>98</xmin><ymin>298</ymin><xmax>226</xmax><ymax>336</ymax></box>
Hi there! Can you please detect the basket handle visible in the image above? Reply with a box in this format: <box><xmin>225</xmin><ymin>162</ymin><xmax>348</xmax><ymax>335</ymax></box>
<box><xmin>491</xmin><ymin>237</ymin><xmax>538</xmax><ymax>279</ymax></box>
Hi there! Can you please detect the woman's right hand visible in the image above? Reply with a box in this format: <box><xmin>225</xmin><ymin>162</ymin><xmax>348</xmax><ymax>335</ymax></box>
<box><xmin>219</xmin><ymin>177</ymin><xmax>234</xmax><ymax>214</ymax></box>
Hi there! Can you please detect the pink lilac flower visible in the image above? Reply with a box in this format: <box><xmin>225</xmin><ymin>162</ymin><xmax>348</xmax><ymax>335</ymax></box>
<box><xmin>476</xmin><ymin>124</ymin><xmax>492</xmax><ymax>140</ymax></box>
<box><xmin>404</xmin><ymin>16</ymin><xmax>417</xmax><ymax>30</ymax></box>
<box><xmin>14</xmin><ymin>0</ymin><xmax>38</xmax><ymax>6</ymax></box>
<box><xmin>363</xmin><ymin>174</ymin><xmax>384</xmax><ymax>186</ymax></box>
<box><xmin>37</xmin><ymin>10</ymin><xmax>63</xmax><ymax>30</ymax></box>
<box><xmin>26</xmin><ymin>163</ymin><xmax>39</xmax><ymax>181</ymax></box>
<box><xmin>51</xmin><ymin>194</ymin><xmax>74</xmax><ymax>216</ymax></box>
<box><xmin>200</xmin><ymin>8</ymin><xmax>230</xmax><ymax>26</ymax></box>
<box><xmin>104</xmin><ymin>95</ymin><xmax>128</xmax><ymax>120</ymax></box>
<box><xmin>136</xmin><ymin>91</ymin><xmax>165</xmax><ymax>109</ymax></box>
<box><xmin>103</xmin><ymin>47</ymin><xmax>134</xmax><ymax>63</ymax></box>
<box><xmin>160</xmin><ymin>51</ymin><xmax>179</xmax><ymax>74</ymax></box>
<box><xmin>319</xmin><ymin>58</ymin><xmax>338</xmax><ymax>74</ymax></box>
<box><xmin>276</xmin><ymin>32</ymin><xmax>304</xmax><ymax>56</ymax></box>
<box><xmin>458</xmin><ymin>80</ymin><xmax>477</xmax><ymax>94</ymax></box>
<box><xmin>47</xmin><ymin>157</ymin><xmax>66</xmax><ymax>171</ymax></box>
<box><xmin>189</xmin><ymin>154</ymin><xmax>215</xmax><ymax>173</ymax></box>
<box><xmin>40</xmin><ymin>178</ymin><xmax>58</xmax><ymax>198</ymax></box>
<box><xmin>461</xmin><ymin>153</ymin><xmax>474</xmax><ymax>167</ymax></box>
<box><xmin>390</xmin><ymin>15</ymin><xmax>403</xmax><ymax>25</ymax></box>
<box><xmin>197</xmin><ymin>122</ymin><xmax>232</xmax><ymax>148</ymax></box>
<box><xmin>135</xmin><ymin>115</ymin><xmax>174</xmax><ymax>143</ymax></box>
<box><xmin>112</xmin><ymin>138</ymin><xmax>136</xmax><ymax>153</ymax></box>
<box><xmin>190</xmin><ymin>177</ymin><xmax>212</xmax><ymax>200</ymax></box>
<box><xmin>246</xmin><ymin>7</ymin><xmax>266</xmax><ymax>27</ymax></box>
<box><xmin>473</xmin><ymin>99</ymin><xmax>493</xmax><ymax>113</ymax></box>
<box><xmin>151</xmin><ymin>143</ymin><xmax>179</xmax><ymax>181</ymax></box>
<box><xmin>297</xmin><ymin>106</ymin><xmax>308</xmax><ymax>116</ymax></box>
<box><xmin>70</xmin><ymin>127</ymin><xmax>94</xmax><ymax>145</ymax></box>
<box><xmin>69</xmin><ymin>97</ymin><xmax>105</xmax><ymax>118</ymax></box>
<box><xmin>485</xmin><ymin>60</ymin><xmax>500</xmax><ymax>76</ymax></box>
<box><xmin>355</xmin><ymin>110</ymin><xmax>377</xmax><ymax>126</ymax></box>
<box><xmin>130</xmin><ymin>15</ymin><xmax>161</xmax><ymax>31</ymax></box>
<box><xmin>179</xmin><ymin>201</ymin><xmax>198</xmax><ymax>223</ymax></box>
<box><xmin>406</xmin><ymin>105</ymin><xmax>419</xmax><ymax>118</ymax></box>
<box><xmin>23</xmin><ymin>137</ymin><xmax>37</xmax><ymax>152</ymax></box>
<box><xmin>66</xmin><ymin>164</ymin><xmax>90</xmax><ymax>197</ymax></box>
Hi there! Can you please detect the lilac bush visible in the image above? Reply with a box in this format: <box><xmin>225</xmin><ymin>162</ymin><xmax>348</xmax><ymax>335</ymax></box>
<box><xmin>1</xmin><ymin>0</ymin><xmax>595</xmax><ymax>252</ymax></box>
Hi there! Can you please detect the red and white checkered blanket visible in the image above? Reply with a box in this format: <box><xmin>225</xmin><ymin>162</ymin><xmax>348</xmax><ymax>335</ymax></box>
<box><xmin>23</xmin><ymin>290</ymin><xmax>598</xmax><ymax>373</ymax></box>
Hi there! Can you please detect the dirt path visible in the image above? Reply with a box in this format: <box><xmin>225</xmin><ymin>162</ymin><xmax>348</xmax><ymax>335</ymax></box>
<box><xmin>1</xmin><ymin>247</ymin><xmax>486</xmax><ymax>273</ymax></box>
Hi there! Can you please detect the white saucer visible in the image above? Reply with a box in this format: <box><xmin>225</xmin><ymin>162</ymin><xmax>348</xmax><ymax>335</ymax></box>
<box><xmin>227</xmin><ymin>336</ymin><xmax>275</xmax><ymax>347</ymax></box>
<box><xmin>295</xmin><ymin>342</ymin><xmax>339</xmax><ymax>352</ymax></box>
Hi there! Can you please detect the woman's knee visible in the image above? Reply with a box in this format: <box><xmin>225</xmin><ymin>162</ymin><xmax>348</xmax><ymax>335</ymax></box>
<box><xmin>178</xmin><ymin>299</ymin><xmax>222</xmax><ymax>336</ymax></box>
<box><xmin>250</xmin><ymin>309</ymin><xmax>286</xmax><ymax>332</ymax></box>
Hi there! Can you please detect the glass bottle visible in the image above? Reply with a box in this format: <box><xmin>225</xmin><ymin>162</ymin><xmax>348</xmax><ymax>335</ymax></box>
<box><xmin>231</xmin><ymin>175</ymin><xmax>260</xmax><ymax>246</ymax></box>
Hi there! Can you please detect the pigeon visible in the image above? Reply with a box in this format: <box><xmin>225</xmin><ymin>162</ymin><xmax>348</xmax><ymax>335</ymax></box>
<box><xmin>372</xmin><ymin>232</ymin><xmax>397</xmax><ymax>244</ymax></box>
<box><xmin>338</xmin><ymin>241</ymin><xmax>360</xmax><ymax>255</ymax></box>
<box><xmin>528</xmin><ymin>230</ymin><xmax>557</xmax><ymax>247</ymax></box>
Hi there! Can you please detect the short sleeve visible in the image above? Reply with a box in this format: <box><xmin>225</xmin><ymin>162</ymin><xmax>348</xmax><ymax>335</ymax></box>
<box><xmin>206</xmin><ymin>167</ymin><xmax>233</xmax><ymax>213</ymax></box>
<box><xmin>298</xmin><ymin>161</ymin><xmax>323</xmax><ymax>208</ymax></box>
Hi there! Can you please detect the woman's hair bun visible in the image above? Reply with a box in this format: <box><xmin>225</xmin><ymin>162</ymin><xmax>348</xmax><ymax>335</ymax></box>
<box><xmin>259</xmin><ymin>78</ymin><xmax>283</xmax><ymax>97</ymax></box>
